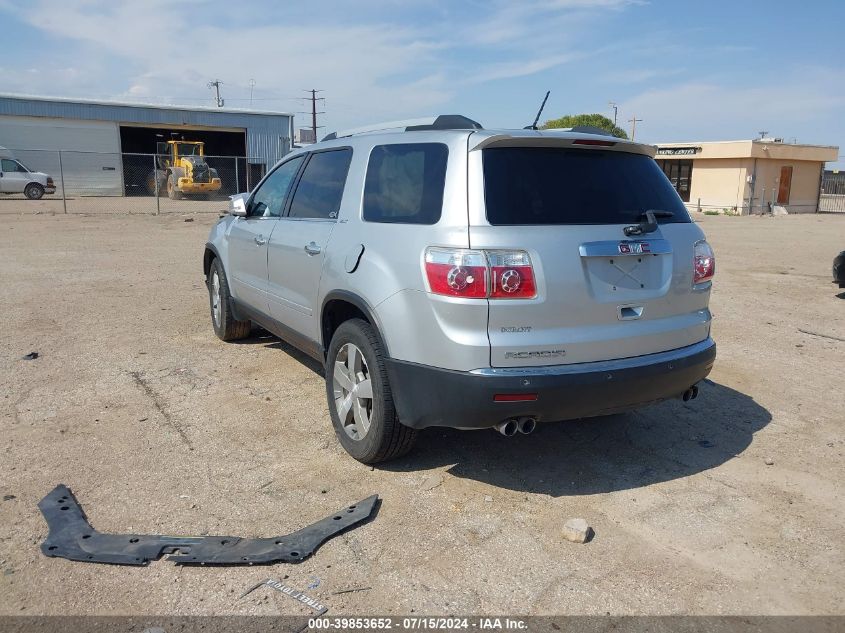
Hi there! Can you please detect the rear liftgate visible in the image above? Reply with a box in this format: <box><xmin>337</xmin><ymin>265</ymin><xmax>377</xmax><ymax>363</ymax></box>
<box><xmin>39</xmin><ymin>484</ymin><xmax>378</xmax><ymax>566</ymax></box>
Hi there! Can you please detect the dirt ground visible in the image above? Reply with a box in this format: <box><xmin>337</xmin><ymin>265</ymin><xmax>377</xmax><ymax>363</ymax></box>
<box><xmin>1</xmin><ymin>209</ymin><xmax>843</xmax><ymax>617</ymax></box>
<box><xmin>0</xmin><ymin>194</ymin><xmax>228</xmax><ymax>216</ymax></box>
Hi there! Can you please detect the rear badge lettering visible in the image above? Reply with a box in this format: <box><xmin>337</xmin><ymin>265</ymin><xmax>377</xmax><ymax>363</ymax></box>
<box><xmin>501</xmin><ymin>326</ymin><xmax>532</xmax><ymax>333</ymax></box>
<box><xmin>619</xmin><ymin>242</ymin><xmax>650</xmax><ymax>254</ymax></box>
<box><xmin>505</xmin><ymin>350</ymin><xmax>565</xmax><ymax>359</ymax></box>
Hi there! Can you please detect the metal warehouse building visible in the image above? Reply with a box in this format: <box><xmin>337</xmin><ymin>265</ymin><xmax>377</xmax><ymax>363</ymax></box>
<box><xmin>0</xmin><ymin>94</ymin><xmax>293</xmax><ymax>196</ymax></box>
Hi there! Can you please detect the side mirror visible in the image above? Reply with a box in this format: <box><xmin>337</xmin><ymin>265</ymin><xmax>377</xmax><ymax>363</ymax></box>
<box><xmin>229</xmin><ymin>193</ymin><xmax>249</xmax><ymax>217</ymax></box>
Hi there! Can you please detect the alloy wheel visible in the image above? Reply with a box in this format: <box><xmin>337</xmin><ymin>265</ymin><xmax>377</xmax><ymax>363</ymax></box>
<box><xmin>332</xmin><ymin>343</ymin><xmax>373</xmax><ymax>441</ymax></box>
<box><xmin>210</xmin><ymin>271</ymin><xmax>221</xmax><ymax>327</ymax></box>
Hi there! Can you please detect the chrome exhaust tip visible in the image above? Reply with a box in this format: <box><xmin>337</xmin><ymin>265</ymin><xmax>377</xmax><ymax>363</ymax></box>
<box><xmin>495</xmin><ymin>419</ymin><xmax>518</xmax><ymax>437</ymax></box>
<box><xmin>517</xmin><ymin>416</ymin><xmax>537</xmax><ymax>435</ymax></box>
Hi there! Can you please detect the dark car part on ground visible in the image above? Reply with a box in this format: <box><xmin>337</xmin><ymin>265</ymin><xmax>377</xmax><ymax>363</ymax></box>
<box><xmin>39</xmin><ymin>484</ymin><xmax>378</xmax><ymax>566</ymax></box>
<box><xmin>833</xmin><ymin>251</ymin><xmax>845</xmax><ymax>288</ymax></box>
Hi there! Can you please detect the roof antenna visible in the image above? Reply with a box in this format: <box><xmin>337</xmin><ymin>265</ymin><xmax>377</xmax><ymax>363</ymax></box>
<box><xmin>525</xmin><ymin>91</ymin><xmax>550</xmax><ymax>130</ymax></box>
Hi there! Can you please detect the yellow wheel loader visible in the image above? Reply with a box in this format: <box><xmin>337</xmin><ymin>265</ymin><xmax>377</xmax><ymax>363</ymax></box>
<box><xmin>148</xmin><ymin>141</ymin><xmax>222</xmax><ymax>199</ymax></box>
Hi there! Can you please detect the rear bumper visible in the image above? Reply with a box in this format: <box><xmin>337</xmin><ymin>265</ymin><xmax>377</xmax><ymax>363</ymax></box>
<box><xmin>385</xmin><ymin>338</ymin><xmax>716</xmax><ymax>430</ymax></box>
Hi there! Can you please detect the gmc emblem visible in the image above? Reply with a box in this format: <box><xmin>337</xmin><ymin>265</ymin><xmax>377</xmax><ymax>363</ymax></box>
<box><xmin>619</xmin><ymin>242</ymin><xmax>651</xmax><ymax>254</ymax></box>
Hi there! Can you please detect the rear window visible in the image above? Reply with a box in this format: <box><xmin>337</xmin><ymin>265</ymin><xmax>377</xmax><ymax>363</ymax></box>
<box><xmin>483</xmin><ymin>147</ymin><xmax>690</xmax><ymax>225</ymax></box>
<box><xmin>363</xmin><ymin>143</ymin><xmax>448</xmax><ymax>224</ymax></box>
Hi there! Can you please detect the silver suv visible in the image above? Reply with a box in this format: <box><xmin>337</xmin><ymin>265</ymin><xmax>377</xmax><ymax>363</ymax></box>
<box><xmin>203</xmin><ymin>115</ymin><xmax>716</xmax><ymax>463</ymax></box>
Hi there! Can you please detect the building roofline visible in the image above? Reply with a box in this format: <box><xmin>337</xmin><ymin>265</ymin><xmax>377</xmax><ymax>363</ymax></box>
<box><xmin>0</xmin><ymin>92</ymin><xmax>293</xmax><ymax>118</ymax></box>
<box><xmin>656</xmin><ymin>139</ymin><xmax>838</xmax><ymax>150</ymax></box>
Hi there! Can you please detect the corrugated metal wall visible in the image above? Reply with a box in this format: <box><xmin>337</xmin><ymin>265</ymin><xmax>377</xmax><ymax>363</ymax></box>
<box><xmin>0</xmin><ymin>95</ymin><xmax>292</xmax><ymax>169</ymax></box>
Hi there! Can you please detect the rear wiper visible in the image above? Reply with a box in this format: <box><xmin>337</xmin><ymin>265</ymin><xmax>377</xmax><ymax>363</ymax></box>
<box><xmin>623</xmin><ymin>210</ymin><xmax>673</xmax><ymax>236</ymax></box>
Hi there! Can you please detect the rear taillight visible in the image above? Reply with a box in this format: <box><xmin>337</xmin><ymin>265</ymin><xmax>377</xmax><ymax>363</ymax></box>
<box><xmin>693</xmin><ymin>240</ymin><xmax>715</xmax><ymax>284</ymax></box>
<box><xmin>424</xmin><ymin>248</ymin><xmax>488</xmax><ymax>298</ymax></box>
<box><xmin>424</xmin><ymin>247</ymin><xmax>537</xmax><ymax>299</ymax></box>
<box><xmin>487</xmin><ymin>250</ymin><xmax>536</xmax><ymax>299</ymax></box>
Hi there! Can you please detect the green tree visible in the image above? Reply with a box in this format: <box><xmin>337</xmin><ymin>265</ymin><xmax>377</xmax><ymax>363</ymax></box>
<box><xmin>541</xmin><ymin>113</ymin><xmax>628</xmax><ymax>139</ymax></box>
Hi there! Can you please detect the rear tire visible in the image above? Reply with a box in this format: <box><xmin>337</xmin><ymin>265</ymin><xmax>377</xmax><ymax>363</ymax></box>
<box><xmin>25</xmin><ymin>183</ymin><xmax>44</xmax><ymax>200</ymax></box>
<box><xmin>208</xmin><ymin>258</ymin><xmax>251</xmax><ymax>341</ymax></box>
<box><xmin>325</xmin><ymin>319</ymin><xmax>417</xmax><ymax>464</ymax></box>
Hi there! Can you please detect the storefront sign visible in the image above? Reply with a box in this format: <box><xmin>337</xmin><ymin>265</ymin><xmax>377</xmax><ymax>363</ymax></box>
<box><xmin>656</xmin><ymin>147</ymin><xmax>701</xmax><ymax>156</ymax></box>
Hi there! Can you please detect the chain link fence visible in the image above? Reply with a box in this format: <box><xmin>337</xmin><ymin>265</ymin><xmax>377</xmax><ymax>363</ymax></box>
<box><xmin>0</xmin><ymin>149</ymin><xmax>264</xmax><ymax>215</ymax></box>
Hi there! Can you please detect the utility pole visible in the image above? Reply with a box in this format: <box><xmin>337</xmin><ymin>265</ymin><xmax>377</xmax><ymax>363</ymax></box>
<box><xmin>208</xmin><ymin>80</ymin><xmax>224</xmax><ymax>107</ymax></box>
<box><xmin>300</xmin><ymin>89</ymin><xmax>325</xmax><ymax>143</ymax></box>
<box><xmin>628</xmin><ymin>115</ymin><xmax>642</xmax><ymax>141</ymax></box>
<box><xmin>609</xmin><ymin>101</ymin><xmax>618</xmax><ymax>127</ymax></box>
<box><xmin>249</xmin><ymin>79</ymin><xmax>256</xmax><ymax>106</ymax></box>
<box><xmin>758</xmin><ymin>130</ymin><xmax>769</xmax><ymax>140</ymax></box>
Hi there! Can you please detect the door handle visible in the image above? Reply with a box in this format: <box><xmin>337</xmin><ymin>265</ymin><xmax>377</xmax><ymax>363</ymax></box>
<box><xmin>304</xmin><ymin>242</ymin><xmax>322</xmax><ymax>255</ymax></box>
<box><xmin>254</xmin><ymin>235</ymin><xmax>266</xmax><ymax>246</ymax></box>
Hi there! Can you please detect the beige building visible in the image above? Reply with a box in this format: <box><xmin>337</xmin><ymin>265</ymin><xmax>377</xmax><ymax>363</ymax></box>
<box><xmin>654</xmin><ymin>139</ymin><xmax>838</xmax><ymax>214</ymax></box>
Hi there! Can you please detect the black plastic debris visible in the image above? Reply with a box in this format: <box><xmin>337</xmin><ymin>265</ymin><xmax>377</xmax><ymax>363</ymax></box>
<box><xmin>39</xmin><ymin>484</ymin><xmax>379</xmax><ymax>566</ymax></box>
<box><xmin>22</xmin><ymin>352</ymin><xmax>39</xmax><ymax>360</ymax></box>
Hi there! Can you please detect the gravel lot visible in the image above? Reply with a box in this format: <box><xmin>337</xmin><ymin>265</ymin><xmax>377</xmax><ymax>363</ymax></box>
<box><xmin>1</xmin><ymin>209</ymin><xmax>843</xmax><ymax>616</ymax></box>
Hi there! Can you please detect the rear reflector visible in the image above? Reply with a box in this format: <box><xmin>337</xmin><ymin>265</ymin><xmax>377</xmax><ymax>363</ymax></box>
<box><xmin>494</xmin><ymin>393</ymin><xmax>538</xmax><ymax>402</ymax></box>
<box><xmin>572</xmin><ymin>139</ymin><xmax>616</xmax><ymax>146</ymax></box>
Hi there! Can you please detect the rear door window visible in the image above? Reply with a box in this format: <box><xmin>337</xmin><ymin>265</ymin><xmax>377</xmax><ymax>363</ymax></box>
<box><xmin>363</xmin><ymin>143</ymin><xmax>448</xmax><ymax>224</ymax></box>
<box><xmin>287</xmin><ymin>149</ymin><xmax>353</xmax><ymax>220</ymax></box>
<box><xmin>483</xmin><ymin>147</ymin><xmax>690</xmax><ymax>225</ymax></box>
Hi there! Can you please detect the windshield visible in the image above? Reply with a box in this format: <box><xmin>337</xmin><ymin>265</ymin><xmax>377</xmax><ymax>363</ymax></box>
<box><xmin>483</xmin><ymin>147</ymin><xmax>690</xmax><ymax>225</ymax></box>
<box><xmin>176</xmin><ymin>143</ymin><xmax>202</xmax><ymax>156</ymax></box>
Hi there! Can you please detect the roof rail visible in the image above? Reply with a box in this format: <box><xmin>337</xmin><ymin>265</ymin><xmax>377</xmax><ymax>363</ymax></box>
<box><xmin>322</xmin><ymin>115</ymin><xmax>483</xmax><ymax>141</ymax></box>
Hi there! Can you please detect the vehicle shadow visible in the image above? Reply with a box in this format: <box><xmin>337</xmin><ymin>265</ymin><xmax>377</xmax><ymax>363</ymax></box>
<box><xmin>381</xmin><ymin>379</ymin><xmax>770</xmax><ymax>496</ymax></box>
<box><xmin>230</xmin><ymin>330</ymin><xmax>325</xmax><ymax>376</ymax></box>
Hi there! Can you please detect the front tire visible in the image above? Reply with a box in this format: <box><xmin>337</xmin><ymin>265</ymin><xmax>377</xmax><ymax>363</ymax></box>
<box><xmin>208</xmin><ymin>258</ymin><xmax>251</xmax><ymax>341</ymax></box>
<box><xmin>326</xmin><ymin>319</ymin><xmax>417</xmax><ymax>464</ymax></box>
<box><xmin>25</xmin><ymin>183</ymin><xmax>44</xmax><ymax>200</ymax></box>
<box><xmin>167</xmin><ymin>175</ymin><xmax>183</xmax><ymax>200</ymax></box>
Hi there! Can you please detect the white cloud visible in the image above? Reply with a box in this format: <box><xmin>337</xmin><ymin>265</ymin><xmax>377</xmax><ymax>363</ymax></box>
<box><xmin>0</xmin><ymin>0</ymin><xmax>644</xmax><ymax>130</ymax></box>
<box><xmin>472</xmin><ymin>53</ymin><xmax>584</xmax><ymax>83</ymax></box>
<box><xmin>620</xmin><ymin>68</ymin><xmax>845</xmax><ymax>145</ymax></box>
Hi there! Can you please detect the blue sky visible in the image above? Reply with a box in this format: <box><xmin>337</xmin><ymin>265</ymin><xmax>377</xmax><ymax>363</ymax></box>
<box><xmin>1</xmin><ymin>0</ymin><xmax>843</xmax><ymax>165</ymax></box>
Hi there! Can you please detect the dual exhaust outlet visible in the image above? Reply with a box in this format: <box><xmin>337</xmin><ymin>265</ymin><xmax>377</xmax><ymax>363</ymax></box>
<box><xmin>495</xmin><ymin>416</ymin><xmax>536</xmax><ymax>437</ymax></box>
<box><xmin>494</xmin><ymin>384</ymin><xmax>700</xmax><ymax>436</ymax></box>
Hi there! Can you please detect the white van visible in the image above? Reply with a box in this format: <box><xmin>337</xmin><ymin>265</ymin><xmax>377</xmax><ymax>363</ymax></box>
<box><xmin>0</xmin><ymin>147</ymin><xmax>56</xmax><ymax>199</ymax></box>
